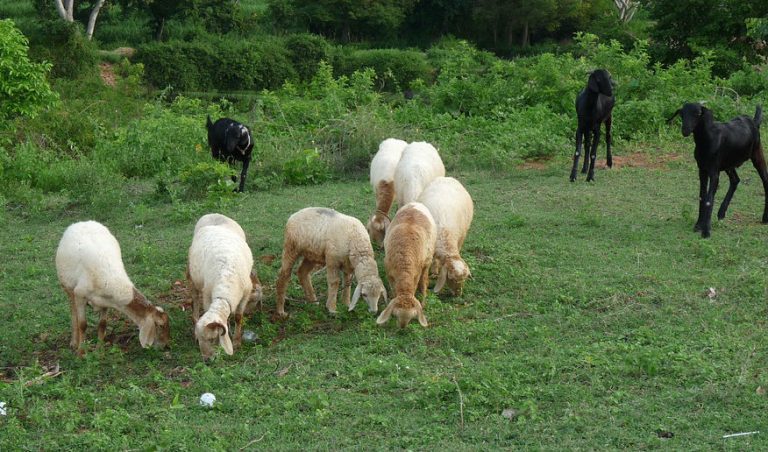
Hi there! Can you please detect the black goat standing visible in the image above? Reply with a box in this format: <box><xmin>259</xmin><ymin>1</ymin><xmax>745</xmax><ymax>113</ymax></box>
<box><xmin>667</xmin><ymin>103</ymin><xmax>766</xmax><ymax>238</ymax></box>
<box><xmin>570</xmin><ymin>69</ymin><xmax>615</xmax><ymax>182</ymax></box>
<box><xmin>206</xmin><ymin>115</ymin><xmax>254</xmax><ymax>192</ymax></box>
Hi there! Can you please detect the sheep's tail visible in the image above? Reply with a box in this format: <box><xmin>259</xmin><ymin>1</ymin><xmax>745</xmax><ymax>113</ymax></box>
<box><xmin>206</xmin><ymin>115</ymin><xmax>214</xmax><ymax>130</ymax></box>
<box><xmin>754</xmin><ymin>105</ymin><xmax>763</xmax><ymax>129</ymax></box>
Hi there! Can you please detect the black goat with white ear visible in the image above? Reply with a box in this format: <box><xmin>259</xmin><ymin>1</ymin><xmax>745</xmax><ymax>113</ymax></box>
<box><xmin>570</xmin><ymin>69</ymin><xmax>615</xmax><ymax>182</ymax></box>
<box><xmin>667</xmin><ymin>102</ymin><xmax>766</xmax><ymax>238</ymax></box>
<box><xmin>206</xmin><ymin>115</ymin><xmax>254</xmax><ymax>192</ymax></box>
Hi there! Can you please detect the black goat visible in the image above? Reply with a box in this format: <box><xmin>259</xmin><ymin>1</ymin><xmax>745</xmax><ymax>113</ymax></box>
<box><xmin>206</xmin><ymin>115</ymin><xmax>254</xmax><ymax>192</ymax></box>
<box><xmin>667</xmin><ymin>103</ymin><xmax>766</xmax><ymax>238</ymax></box>
<box><xmin>570</xmin><ymin>69</ymin><xmax>615</xmax><ymax>182</ymax></box>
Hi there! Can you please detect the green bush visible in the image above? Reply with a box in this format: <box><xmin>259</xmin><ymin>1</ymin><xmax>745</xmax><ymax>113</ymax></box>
<box><xmin>285</xmin><ymin>33</ymin><xmax>330</xmax><ymax>81</ymax></box>
<box><xmin>282</xmin><ymin>149</ymin><xmax>330</xmax><ymax>185</ymax></box>
<box><xmin>333</xmin><ymin>48</ymin><xmax>432</xmax><ymax>92</ymax></box>
<box><xmin>29</xmin><ymin>20</ymin><xmax>98</xmax><ymax>79</ymax></box>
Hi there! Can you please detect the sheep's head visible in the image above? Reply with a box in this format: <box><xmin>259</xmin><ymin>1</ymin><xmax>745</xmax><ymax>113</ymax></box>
<box><xmin>195</xmin><ymin>317</ymin><xmax>234</xmax><ymax>359</ymax></box>
<box><xmin>587</xmin><ymin>69</ymin><xmax>613</xmax><ymax>97</ymax></box>
<box><xmin>434</xmin><ymin>256</ymin><xmax>470</xmax><ymax>296</ymax></box>
<box><xmin>376</xmin><ymin>295</ymin><xmax>428</xmax><ymax>328</ymax></box>
<box><xmin>139</xmin><ymin>307</ymin><xmax>170</xmax><ymax>348</ymax></box>
<box><xmin>350</xmin><ymin>277</ymin><xmax>387</xmax><ymax>313</ymax></box>
<box><xmin>366</xmin><ymin>212</ymin><xmax>390</xmax><ymax>244</ymax></box>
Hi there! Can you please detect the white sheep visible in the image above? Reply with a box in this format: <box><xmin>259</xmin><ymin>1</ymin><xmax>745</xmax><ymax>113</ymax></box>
<box><xmin>393</xmin><ymin>141</ymin><xmax>445</xmax><ymax>208</ymax></box>
<box><xmin>55</xmin><ymin>221</ymin><xmax>170</xmax><ymax>353</ymax></box>
<box><xmin>417</xmin><ymin>177</ymin><xmax>474</xmax><ymax>296</ymax></box>
<box><xmin>193</xmin><ymin>213</ymin><xmax>263</xmax><ymax>312</ymax></box>
<box><xmin>366</xmin><ymin>138</ymin><xmax>408</xmax><ymax>244</ymax></box>
<box><xmin>187</xmin><ymin>214</ymin><xmax>254</xmax><ymax>359</ymax></box>
<box><xmin>275</xmin><ymin>207</ymin><xmax>387</xmax><ymax>317</ymax></box>
<box><xmin>377</xmin><ymin>202</ymin><xmax>437</xmax><ymax>328</ymax></box>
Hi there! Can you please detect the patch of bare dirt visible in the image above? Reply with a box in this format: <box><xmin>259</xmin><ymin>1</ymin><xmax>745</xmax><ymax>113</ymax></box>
<box><xmin>99</xmin><ymin>63</ymin><xmax>117</xmax><ymax>87</ymax></box>
<box><xmin>517</xmin><ymin>159</ymin><xmax>552</xmax><ymax>170</ymax></box>
<box><xmin>601</xmin><ymin>152</ymin><xmax>683</xmax><ymax>169</ymax></box>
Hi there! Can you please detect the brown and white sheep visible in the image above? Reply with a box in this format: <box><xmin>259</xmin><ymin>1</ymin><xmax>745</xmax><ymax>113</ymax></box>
<box><xmin>366</xmin><ymin>138</ymin><xmax>408</xmax><ymax>244</ymax></box>
<box><xmin>55</xmin><ymin>221</ymin><xmax>170</xmax><ymax>354</ymax></box>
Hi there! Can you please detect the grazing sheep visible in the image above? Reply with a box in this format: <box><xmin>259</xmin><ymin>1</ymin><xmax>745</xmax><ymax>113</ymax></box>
<box><xmin>187</xmin><ymin>214</ymin><xmax>254</xmax><ymax>359</ymax></box>
<box><xmin>193</xmin><ymin>213</ymin><xmax>263</xmax><ymax>312</ymax></box>
<box><xmin>55</xmin><ymin>221</ymin><xmax>170</xmax><ymax>354</ymax></box>
<box><xmin>417</xmin><ymin>177</ymin><xmax>474</xmax><ymax>296</ymax></box>
<box><xmin>377</xmin><ymin>202</ymin><xmax>437</xmax><ymax>328</ymax></box>
<box><xmin>667</xmin><ymin>103</ymin><xmax>766</xmax><ymax>238</ymax></box>
<box><xmin>570</xmin><ymin>69</ymin><xmax>615</xmax><ymax>182</ymax></box>
<box><xmin>394</xmin><ymin>141</ymin><xmax>446</xmax><ymax>208</ymax></box>
<box><xmin>367</xmin><ymin>138</ymin><xmax>408</xmax><ymax>244</ymax></box>
<box><xmin>206</xmin><ymin>115</ymin><xmax>254</xmax><ymax>192</ymax></box>
<box><xmin>275</xmin><ymin>207</ymin><xmax>387</xmax><ymax>317</ymax></box>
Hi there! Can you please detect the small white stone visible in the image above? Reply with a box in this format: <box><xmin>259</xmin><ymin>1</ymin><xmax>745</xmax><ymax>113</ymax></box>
<box><xmin>0</xmin><ymin>401</ymin><xmax>6</xmax><ymax>416</ymax></box>
<box><xmin>199</xmin><ymin>393</ymin><xmax>216</xmax><ymax>408</ymax></box>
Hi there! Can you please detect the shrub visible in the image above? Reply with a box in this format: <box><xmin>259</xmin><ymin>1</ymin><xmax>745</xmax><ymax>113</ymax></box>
<box><xmin>282</xmin><ymin>149</ymin><xmax>330</xmax><ymax>185</ymax></box>
<box><xmin>333</xmin><ymin>48</ymin><xmax>432</xmax><ymax>92</ymax></box>
<box><xmin>29</xmin><ymin>20</ymin><xmax>98</xmax><ymax>79</ymax></box>
<box><xmin>0</xmin><ymin>19</ymin><xmax>58</xmax><ymax>120</ymax></box>
<box><xmin>285</xmin><ymin>33</ymin><xmax>330</xmax><ymax>81</ymax></box>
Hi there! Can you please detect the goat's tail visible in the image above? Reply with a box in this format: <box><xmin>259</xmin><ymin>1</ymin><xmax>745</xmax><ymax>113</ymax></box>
<box><xmin>755</xmin><ymin>105</ymin><xmax>763</xmax><ymax>129</ymax></box>
<box><xmin>206</xmin><ymin>115</ymin><xmax>213</xmax><ymax>130</ymax></box>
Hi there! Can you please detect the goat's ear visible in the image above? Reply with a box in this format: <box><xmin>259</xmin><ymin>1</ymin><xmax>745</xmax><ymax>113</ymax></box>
<box><xmin>349</xmin><ymin>284</ymin><xmax>362</xmax><ymax>311</ymax></box>
<box><xmin>139</xmin><ymin>317</ymin><xmax>156</xmax><ymax>348</ymax></box>
<box><xmin>433</xmin><ymin>264</ymin><xmax>448</xmax><ymax>293</ymax></box>
<box><xmin>376</xmin><ymin>299</ymin><xmax>396</xmax><ymax>325</ymax></box>
<box><xmin>666</xmin><ymin>109</ymin><xmax>681</xmax><ymax>124</ymax></box>
<box><xmin>587</xmin><ymin>72</ymin><xmax>600</xmax><ymax>92</ymax></box>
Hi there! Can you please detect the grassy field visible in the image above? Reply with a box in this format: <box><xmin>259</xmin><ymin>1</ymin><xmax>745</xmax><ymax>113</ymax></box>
<box><xmin>2</xmin><ymin>150</ymin><xmax>768</xmax><ymax>449</ymax></box>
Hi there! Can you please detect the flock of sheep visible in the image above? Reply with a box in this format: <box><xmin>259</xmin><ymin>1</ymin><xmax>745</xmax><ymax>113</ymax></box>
<box><xmin>54</xmin><ymin>68</ymin><xmax>767</xmax><ymax>359</ymax></box>
<box><xmin>55</xmin><ymin>139</ymin><xmax>472</xmax><ymax>359</ymax></box>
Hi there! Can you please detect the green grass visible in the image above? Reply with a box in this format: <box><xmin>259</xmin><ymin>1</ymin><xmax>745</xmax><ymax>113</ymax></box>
<box><xmin>2</xmin><ymin>152</ymin><xmax>768</xmax><ymax>449</ymax></box>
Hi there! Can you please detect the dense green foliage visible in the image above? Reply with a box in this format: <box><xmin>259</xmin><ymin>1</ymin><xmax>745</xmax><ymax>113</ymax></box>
<box><xmin>0</xmin><ymin>19</ymin><xmax>58</xmax><ymax>121</ymax></box>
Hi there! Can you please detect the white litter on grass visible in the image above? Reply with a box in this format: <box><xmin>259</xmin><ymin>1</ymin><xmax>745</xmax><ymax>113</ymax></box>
<box><xmin>242</xmin><ymin>330</ymin><xmax>257</xmax><ymax>342</ymax></box>
<box><xmin>0</xmin><ymin>401</ymin><xmax>6</xmax><ymax>416</ymax></box>
<box><xmin>199</xmin><ymin>392</ymin><xmax>216</xmax><ymax>408</ymax></box>
<box><xmin>722</xmin><ymin>431</ymin><xmax>759</xmax><ymax>439</ymax></box>
<box><xmin>707</xmin><ymin>287</ymin><xmax>717</xmax><ymax>299</ymax></box>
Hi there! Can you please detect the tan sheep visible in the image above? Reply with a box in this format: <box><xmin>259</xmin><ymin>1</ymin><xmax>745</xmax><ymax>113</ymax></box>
<box><xmin>377</xmin><ymin>202</ymin><xmax>437</xmax><ymax>328</ymax></box>
<box><xmin>366</xmin><ymin>138</ymin><xmax>408</xmax><ymax>244</ymax></box>
<box><xmin>275</xmin><ymin>207</ymin><xmax>387</xmax><ymax>317</ymax></box>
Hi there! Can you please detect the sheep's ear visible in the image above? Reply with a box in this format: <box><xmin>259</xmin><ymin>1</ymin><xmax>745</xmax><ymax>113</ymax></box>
<box><xmin>349</xmin><ymin>284</ymin><xmax>362</xmax><ymax>311</ymax></box>
<box><xmin>216</xmin><ymin>323</ymin><xmax>234</xmax><ymax>355</ymax></box>
<box><xmin>417</xmin><ymin>304</ymin><xmax>429</xmax><ymax>327</ymax></box>
<box><xmin>376</xmin><ymin>299</ymin><xmax>396</xmax><ymax>325</ymax></box>
<box><xmin>666</xmin><ymin>109</ymin><xmax>681</xmax><ymax>124</ymax></box>
<box><xmin>139</xmin><ymin>317</ymin><xmax>156</xmax><ymax>348</ymax></box>
<box><xmin>433</xmin><ymin>264</ymin><xmax>448</xmax><ymax>293</ymax></box>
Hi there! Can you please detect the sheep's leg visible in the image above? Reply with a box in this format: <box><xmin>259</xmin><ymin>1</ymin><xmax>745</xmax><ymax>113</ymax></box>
<box><xmin>750</xmin><ymin>150</ymin><xmax>768</xmax><ymax>223</ymax></box>
<box><xmin>717</xmin><ymin>169</ymin><xmax>739</xmax><ymax>220</ymax></box>
<box><xmin>233</xmin><ymin>297</ymin><xmax>247</xmax><ymax>351</ymax></box>
<box><xmin>701</xmin><ymin>172</ymin><xmax>720</xmax><ymax>238</ymax></box>
<box><xmin>605</xmin><ymin>116</ymin><xmax>613</xmax><ymax>168</ymax></box>
<box><xmin>586</xmin><ymin>128</ymin><xmax>601</xmax><ymax>182</ymax></box>
<box><xmin>275</xmin><ymin>249</ymin><xmax>298</xmax><ymax>317</ymax></box>
<box><xmin>96</xmin><ymin>308</ymin><xmax>108</xmax><ymax>342</ymax></box>
<box><xmin>570</xmin><ymin>129</ymin><xmax>584</xmax><ymax>182</ymax></box>
<box><xmin>418</xmin><ymin>264</ymin><xmax>431</xmax><ymax>305</ymax></box>
<box><xmin>63</xmin><ymin>287</ymin><xmax>81</xmax><ymax>350</ymax></box>
<box><xmin>581</xmin><ymin>130</ymin><xmax>593</xmax><ymax>174</ymax></box>
<box><xmin>325</xmin><ymin>266</ymin><xmax>341</xmax><ymax>314</ymax></box>
<box><xmin>72</xmin><ymin>293</ymin><xmax>88</xmax><ymax>354</ymax></box>
<box><xmin>341</xmin><ymin>271</ymin><xmax>352</xmax><ymax>307</ymax></box>
<box><xmin>694</xmin><ymin>169</ymin><xmax>708</xmax><ymax>232</ymax></box>
<box><xmin>296</xmin><ymin>258</ymin><xmax>319</xmax><ymax>303</ymax></box>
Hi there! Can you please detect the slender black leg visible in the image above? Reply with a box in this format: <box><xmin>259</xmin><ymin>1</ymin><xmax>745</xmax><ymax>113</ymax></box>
<box><xmin>694</xmin><ymin>168</ymin><xmax>707</xmax><ymax>232</ymax></box>
<box><xmin>717</xmin><ymin>168</ymin><xmax>739</xmax><ymax>220</ymax></box>
<box><xmin>605</xmin><ymin>117</ymin><xmax>613</xmax><ymax>169</ymax></box>
<box><xmin>701</xmin><ymin>172</ymin><xmax>720</xmax><ymax>238</ymax></box>
<box><xmin>586</xmin><ymin>128</ymin><xmax>601</xmax><ymax>182</ymax></box>
<box><xmin>570</xmin><ymin>129</ymin><xmax>583</xmax><ymax>182</ymax></box>
<box><xmin>581</xmin><ymin>130</ymin><xmax>592</xmax><ymax>174</ymax></box>
<box><xmin>750</xmin><ymin>151</ymin><xmax>768</xmax><ymax>223</ymax></box>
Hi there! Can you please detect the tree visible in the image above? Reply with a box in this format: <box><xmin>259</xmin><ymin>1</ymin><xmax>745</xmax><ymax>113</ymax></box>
<box><xmin>613</xmin><ymin>0</ymin><xmax>638</xmax><ymax>23</ymax></box>
<box><xmin>53</xmin><ymin>0</ymin><xmax>107</xmax><ymax>40</ymax></box>
<box><xmin>0</xmin><ymin>20</ymin><xmax>58</xmax><ymax>120</ymax></box>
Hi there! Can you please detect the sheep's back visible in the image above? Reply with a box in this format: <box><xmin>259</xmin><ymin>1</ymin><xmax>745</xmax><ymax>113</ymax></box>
<box><xmin>370</xmin><ymin>138</ymin><xmax>408</xmax><ymax>187</ymax></box>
